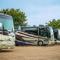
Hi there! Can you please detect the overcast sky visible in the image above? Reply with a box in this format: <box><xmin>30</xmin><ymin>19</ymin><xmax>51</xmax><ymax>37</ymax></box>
<box><xmin>0</xmin><ymin>0</ymin><xmax>60</xmax><ymax>26</ymax></box>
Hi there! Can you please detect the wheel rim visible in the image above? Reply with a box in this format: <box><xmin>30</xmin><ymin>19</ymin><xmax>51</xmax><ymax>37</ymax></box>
<box><xmin>39</xmin><ymin>41</ymin><xmax>43</xmax><ymax>46</ymax></box>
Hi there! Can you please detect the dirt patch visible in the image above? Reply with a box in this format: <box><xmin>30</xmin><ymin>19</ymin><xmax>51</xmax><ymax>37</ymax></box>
<box><xmin>0</xmin><ymin>45</ymin><xmax>60</xmax><ymax>60</ymax></box>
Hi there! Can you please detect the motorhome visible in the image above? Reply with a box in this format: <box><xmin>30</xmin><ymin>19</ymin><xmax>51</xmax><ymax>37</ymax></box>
<box><xmin>53</xmin><ymin>28</ymin><xmax>60</xmax><ymax>44</ymax></box>
<box><xmin>0</xmin><ymin>14</ymin><xmax>15</xmax><ymax>49</ymax></box>
<box><xmin>15</xmin><ymin>26</ymin><xmax>56</xmax><ymax>46</ymax></box>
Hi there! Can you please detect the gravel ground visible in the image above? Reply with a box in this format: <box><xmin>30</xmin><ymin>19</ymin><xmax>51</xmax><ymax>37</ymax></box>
<box><xmin>0</xmin><ymin>45</ymin><xmax>60</xmax><ymax>60</ymax></box>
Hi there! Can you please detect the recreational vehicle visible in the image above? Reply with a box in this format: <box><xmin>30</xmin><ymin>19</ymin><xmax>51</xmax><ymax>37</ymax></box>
<box><xmin>0</xmin><ymin>14</ymin><xmax>15</xmax><ymax>49</ymax></box>
<box><xmin>15</xmin><ymin>26</ymin><xmax>56</xmax><ymax>46</ymax></box>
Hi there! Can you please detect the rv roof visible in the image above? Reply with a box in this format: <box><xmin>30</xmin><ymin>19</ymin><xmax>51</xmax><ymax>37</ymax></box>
<box><xmin>0</xmin><ymin>13</ymin><xmax>12</xmax><ymax>19</ymax></box>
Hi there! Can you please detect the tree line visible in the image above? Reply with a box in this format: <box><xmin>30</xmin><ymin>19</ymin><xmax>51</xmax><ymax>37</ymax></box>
<box><xmin>0</xmin><ymin>8</ymin><xmax>60</xmax><ymax>29</ymax></box>
<box><xmin>47</xmin><ymin>19</ymin><xmax>60</xmax><ymax>29</ymax></box>
<box><xmin>0</xmin><ymin>9</ymin><xmax>27</xmax><ymax>27</ymax></box>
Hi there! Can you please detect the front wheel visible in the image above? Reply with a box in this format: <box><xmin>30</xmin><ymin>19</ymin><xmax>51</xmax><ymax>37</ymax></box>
<box><xmin>38</xmin><ymin>41</ymin><xmax>43</xmax><ymax>46</ymax></box>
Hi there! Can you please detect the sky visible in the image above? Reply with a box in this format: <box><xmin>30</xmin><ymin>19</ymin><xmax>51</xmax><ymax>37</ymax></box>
<box><xmin>0</xmin><ymin>0</ymin><xmax>60</xmax><ymax>26</ymax></box>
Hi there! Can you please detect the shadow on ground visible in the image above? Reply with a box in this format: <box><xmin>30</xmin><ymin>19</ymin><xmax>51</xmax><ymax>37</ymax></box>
<box><xmin>0</xmin><ymin>49</ymin><xmax>13</xmax><ymax>53</ymax></box>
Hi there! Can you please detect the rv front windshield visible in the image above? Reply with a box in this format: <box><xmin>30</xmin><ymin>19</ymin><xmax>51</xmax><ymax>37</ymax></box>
<box><xmin>0</xmin><ymin>15</ymin><xmax>14</xmax><ymax>32</ymax></box>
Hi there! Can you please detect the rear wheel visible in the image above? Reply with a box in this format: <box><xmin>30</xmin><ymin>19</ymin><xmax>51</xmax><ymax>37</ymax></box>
<box><xmin>38</xmin><ymin>41</ymin><xmax>43</xmax><ymax>46</ymax></box>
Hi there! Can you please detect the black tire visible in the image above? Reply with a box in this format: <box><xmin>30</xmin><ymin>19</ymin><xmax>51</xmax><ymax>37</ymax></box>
<box><xmin>38</xmin><ymin>41</ymin><xmax>43</xmax><ymax>46</ymax></box>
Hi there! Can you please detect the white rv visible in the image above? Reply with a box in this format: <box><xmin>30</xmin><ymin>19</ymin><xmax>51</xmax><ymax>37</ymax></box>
<box><xmin>0</xmin><ymin>14</ymin><xmax>15</xmax><ymax>49</ymax></box>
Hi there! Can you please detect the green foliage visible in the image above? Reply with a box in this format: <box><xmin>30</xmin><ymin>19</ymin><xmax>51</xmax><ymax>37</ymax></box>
<box><xmin>47</xmin><ymin>19</ymin><xmax>60</xmax><ymax>29</ymax></box>
<box><xmin>0</xmin><ymin>8</ymin><xmax>27</xmax><ymax>27</ymax></box>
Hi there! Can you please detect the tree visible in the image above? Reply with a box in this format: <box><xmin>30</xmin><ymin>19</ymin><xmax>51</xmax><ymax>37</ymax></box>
<box><xmin>0</xmin><ymin>9</ymin><xmax>27</xmax><ymax>27</ymax></box>
<box><xmin>47</xmin><ymin>19</ymin><xmax>60</xmax><ymax>29</ymax></box>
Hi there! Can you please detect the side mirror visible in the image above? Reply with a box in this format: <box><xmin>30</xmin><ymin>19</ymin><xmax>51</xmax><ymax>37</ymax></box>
<box><xmin>57</xmin><ymin>29</ymin><xmax>60</xmax><ymax>40</ymax></box>
<box><xmin>0</xmin><ymin>23</ymin><xmax>3</xmax><ymax>34</ymax></box>
<box><xmin>0</xmin><ymin>23</ymin><xmax>3</xmax><ymax>31</ymax></box>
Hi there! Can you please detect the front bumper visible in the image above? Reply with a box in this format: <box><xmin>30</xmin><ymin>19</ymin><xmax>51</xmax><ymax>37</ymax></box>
<box><xmin>0</xmin><ymin>44</ymin><xmax>15</xmax><ymax>49</ymax></box>
<box><xmin>0</xmin><ymin>41</ymin><xmax>15</xmax><ymax>49</ymax></box>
